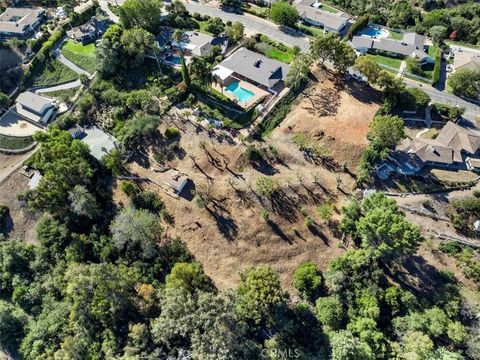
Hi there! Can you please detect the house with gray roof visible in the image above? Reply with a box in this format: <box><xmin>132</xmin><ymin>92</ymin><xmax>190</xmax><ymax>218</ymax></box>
<box><xmin>352</xmin><ymin>32</ymin><xmax>433</xmax><ymax>65</ymax></box>
<box><xmin>0</xmin><ymin>7</ymin><xmax>45</xmax><ymax>40</ymax></box>
<box><xmin>173</xmin><ymin>31</ymin><xmax>228</xmax><ymax>57</ymax></box>
<box><xmin>387</xmin><ymin>122</ymin><xmax>480</xmax><ymax>176</ymax></box>
<box><xmin>213</xmin><ymin>47</ymin><xmax>290</xmax><ymax>91</ymax></box>
<box><xmin>15</xmin><ymin>91</ymin><xmax>57</xmax><ymax>125</ymax></box>
<box><xmin>293</xmin><ymin>0</ymin><xmax>348</xmax><ymax>34</ymax></box>
<box><xmin>67</xmin><ymin>17</ymin><xmax>112</xmax><ymax>44</ymax></box>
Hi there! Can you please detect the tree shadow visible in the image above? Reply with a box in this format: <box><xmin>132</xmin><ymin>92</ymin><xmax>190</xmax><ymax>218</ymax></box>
<box><xmin>267</xmin><ymin>220</ymin><xmax>293</xmax><ymax>244</ymax></box>
<box><xmin>271</xmin><ymin>190</ymin><xmax>299</xmax><ymax>223</ymax></box>
<box><xmin>206</xmin><ymin>207</ymin><xmax>238</xmax><ymax>241</ymax></box>
<box><xmin>307</xmin><ymin>223</ymin><xmax>329</xmax><ymax>245</ymax></box>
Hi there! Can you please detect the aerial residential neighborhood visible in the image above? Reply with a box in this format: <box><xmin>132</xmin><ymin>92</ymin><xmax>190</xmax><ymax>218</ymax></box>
<box><xmin>1</xmin><ymin>0</ymin><xmax>480</xmax><ymax>359</ymax></box>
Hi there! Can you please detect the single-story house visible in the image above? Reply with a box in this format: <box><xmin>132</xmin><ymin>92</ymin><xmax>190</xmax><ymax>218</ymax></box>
<box><xmin>352</xmin><ymin>32</ymin><xmax>433</xmax><ymax>64</ymax></box>
<box><xmin>157</xmin><ymin>29</ymin><xmax>228</xmax><ymax>57</ymax></box>
<box><xmin>390</xmin><ymin>122</ymin><xmax>480</xmax><ymax>175</ymax></box>
<box><xmin>293</xmin><ymin>0</ymin><xmax>348</xmax><ymax>33</ymax></box>
<box><xmin>453</xmin><ymin>50</ymin><xmax>480</xmax><ymax>73</ymax></box>
<box><xmin>173</xmin><ymin>31</ymin><xmax>228</xmax><ymax>57</ymax></box>
<box><xmin>67</xmin><ymin>17</ymin><xmax>112</xmax><ymax>44</ymax></box>
<box><xmin>160</xmin><ymin>169</ymin><xmax>188</xmax><ymax>194</ymax></box>
<box><xmin>15</xmin><ymin>91</ymin><xmax>57</xmax><ymax>125</ymax></box>
<box><xmin>0</xmin><ymin>7</ymin><xmax>45</xmax><ymax>40</ymax></box>
<box><xmin>213</xmin><ymin>47</ymin><xmax>290</xmax><ymax>92</ymax></box>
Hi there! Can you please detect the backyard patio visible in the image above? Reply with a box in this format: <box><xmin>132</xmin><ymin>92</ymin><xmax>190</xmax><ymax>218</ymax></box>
<box><xmin>211</xmin><ymin>76</ymin><xmax>269</xmax><ymax>109</ymax></box>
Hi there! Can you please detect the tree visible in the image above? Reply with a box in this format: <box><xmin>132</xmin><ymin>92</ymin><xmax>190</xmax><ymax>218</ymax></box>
<box><xmin>270</xmin><ymin>1</ymin><xmax>299</xmax><ymax>28</ymax></box>
<box><xmin>221</xmin><ymin>0</ymin><xmax>243</xmax><ymax>7</ymax></box>
<box><xmin>22</xmin><ymin>129</ymin><xmax>93</xmax><ymax>216</ymax></box>
<box><xmin>68</xmin><ymin>185</ymin><xmax>100</xmax><ymax>219</ymax></box>
<box><xmin>119</xmin><ymin>0</ymin><xmax>163</xmax><ymax>32</ymax></box>
<box><xmin>315</xmin><ymin>296</ymin><xmax>345</xmax><ymax>330</ymax></box>
<box><xmin>173</xmin><ymin>29</ymin><xmax>191</xmax><ymax>88</ymax></box>
<box><xmin>310</xmin><ymin>32</ymin><xmax>356</xmax><ymax>73</ymax></box>
<box><xmin>102</xmin><ymin>148</ymin><xmax>123</xmax><ymax>176</ymax></box>
<box><xmin>341</xmin><ymin>192</ymin><xmax>422</xmax><ymax>259</ymax></box>
<box><xmin>368</xmin><ymin>115</ymin><xmax>405</xmax><ymax>149</ymax></box>
<box><xmin>404</xmin><ymin>88</ymin><xmax>430</xmax><ymax>112</ymax></box>
<box><xmin>0</xmin><ymin>300</ymin><xmax>28</xmax><ymax>354</ymax></box>
<box><xmin>205</xmin><ymin>17</ymin><xmax>225</xmax><ymax>36</ymax></box>
<box><xmin>406</xmin><ymin>57</ymin><xmax>424</xmax><ymax>76</ymax></box>
<box><xmin>0</xmin><ymin>91</ymin><xmax>9</xmax><ymax>110</ymax></box>
<box><xmin>165</xmin><ymin>262</ymin><xmax>213</xmax><ymax>294</ymax></box>
<box><xmin>285</xmin><ymin>53</ymin><xmax>312</xmax><ymax>89</ymax></box>
<box><xmin>293</xmin><ymin>261</ymin><xmax>322</xmax><ymax>300</ymax></box>
<box><xmin>189</xmin><ymin>57</ymin><xmax>214</xmax><ymax>86</ymax></box>
<box><xmin>330</xmin><ymin>330</ymin><xmax>374</xmax><ymax>360</ymax></box>
<box><xmin>110</xmin><ymin>207</ymin><xmax>161</xmax><ymax>260</ymax></box>
<box><xmin>317</xmin><ymin>204</ymin><xmax>334</xmax><ymax>223</ymax></box>
<box><xmin>401</xmin><ymin>331</ymin><xmax>434</xmax><ymax>360</ymax></box>
<box><xmin>256</xmin><ymin>176</ymin><xmax>279</xmax><ymax>198</ymax></box>
<box><xmin>429</xmin><ymin>25</ymin><xmax>447</xmax><ymax>44</ymax></box>
<box><xmin>237</xmin><ymin>266</ymin><xmax>288</xmax><ymax>324</ymax></box>
<box><xmin>120</xmin><ymin>28</ymin><xmax>156</xmax><ymax>68</ymax></box>
<box><xmin>376</xmin><ymin>70</ymin><xmax>407</xmax><ymax>106</ymax></box>
<box><xmin>448</xmin><ymin>68</ymin><xmax>480</xmax><ymax>98</ymax></box>
<box><xmin>354</xmin><ymin>55</ymin><xmax>381</xmax><ymax>83</ymax></box>
<box><xmin>225</xmin><ymin>21</ymin><xmax>244</xmax><ymax>43</ymax></box>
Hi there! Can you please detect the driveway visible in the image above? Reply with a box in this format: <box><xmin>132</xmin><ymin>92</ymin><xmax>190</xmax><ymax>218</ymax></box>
<box><xmin>99</xmin><ymin>0</ymin><xmax>120</xmax><ymax>23</ymax></box>
<box><xmin>52</xmin><ymin>37</ymin><xmax>95</xmax><ymax>78</ymax></box>
<box><xmin>35</xmin><ymin>79</ymin><xmax>82</xmax><ymax>93</ymax></box>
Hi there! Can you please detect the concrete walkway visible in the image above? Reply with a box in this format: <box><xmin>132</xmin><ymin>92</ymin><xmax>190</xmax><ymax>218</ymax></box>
<box><xmin>35</xmin><ymin>79</ymin><xmax>82</xmax><ymax>93</ymax></box>
<box><xmin>397</xmin><ymin>60</ymin><xmax>406</xmax><ymax>77</ymax></box>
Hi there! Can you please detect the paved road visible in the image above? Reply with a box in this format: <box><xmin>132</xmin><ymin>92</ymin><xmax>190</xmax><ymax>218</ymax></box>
<box><xmin>35</xmin><ymin>80</ymin><xmax>82</xmax><ymax>93</ymax></box>
<box><xmin>184</xmin><ymin>2</ymin><xmax>310</xmax><ymax>51</ymax></box>
<box><xmin>99</xmin><ymin>0</ymin><xmax>120</xmax><ymax>23</ymax></box>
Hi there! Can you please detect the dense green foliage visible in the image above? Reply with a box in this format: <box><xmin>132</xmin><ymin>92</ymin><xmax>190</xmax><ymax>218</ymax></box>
<box><xmin>118</xmin><ymin>0</ymin><xmax>163</xmax><ymax>32</ymax></box>
<box><xmin>448</xmin><ymin>69</ymin><xmax>480</xmax><ymax>98</ymax></box>
<box><xmin>270</xmin><ymin>1</ymin><xmax>300</xmax><ymax>28</ymax></box>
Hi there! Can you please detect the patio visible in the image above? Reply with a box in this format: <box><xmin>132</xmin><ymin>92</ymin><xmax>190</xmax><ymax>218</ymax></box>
<box><xmin>212</xmin><ymin>75</ymin><xmax>269</xmax><ymax>109</ymax></box>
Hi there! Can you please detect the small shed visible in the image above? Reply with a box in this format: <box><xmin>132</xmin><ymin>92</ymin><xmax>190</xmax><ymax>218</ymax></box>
<box><xmin>160</xmin><ymin>169</ymin><xmax>188</xmax><ymax>194</ymax></box>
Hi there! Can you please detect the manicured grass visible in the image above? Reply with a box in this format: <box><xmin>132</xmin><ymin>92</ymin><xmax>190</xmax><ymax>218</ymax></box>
<box><xmin>194</xmin><ymin>20</ymin><xmax>209</xmax><ymax>34</ymax></box>
<box><xmin>42</xmin><ymin>87</ymin><xmax>79</xmax><ymax>104</ymax></box>
<box><xmin>255</xmin><ymin>43</ymin><xmax>294</xmax><ymax>64</ymax></box>
<box><xmin>61</xmin><ymin>40</ymin><xmax>96</xmax><ymax>73</ymax></box>
<box><xmin>246</xmin><ymin>4</ymin><xmax>270</xmax><ymax>17</ymax></box>
<box><xmin>388</xmin><ymin>30</ymin><xmax>404</xmax><ymax>40</ymax></box>
<box><xmin>372</xmin><ymin>54</ymin><xmax>403</xmax><ymax>70</ymax></box>
<box><xmin>0</xmin><ymin>134</ymin><xmax>33</xmax><ymax>150</ymax></box>
<box><xmin>316</xmin><ymin>2</ymin><xmax>339</xmax><ymax>13</ymax></box>
<box><xmin>298</xmin><ymin>23</ymin><xmax>324</xmax><ymax>36</ymax></box>
<box><xmin>31</xmin><ymin>59</ymin><xmax>78</xmax><ymax>87</ymax></box>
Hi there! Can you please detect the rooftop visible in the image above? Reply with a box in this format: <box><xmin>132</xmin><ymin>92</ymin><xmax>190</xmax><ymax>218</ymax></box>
<box><xmin>78</xmin><ymin>126</ymin><xmax>117</xmax><ymax>161</ymax></box>
<box><xmin>293</xmin><ymin>0</ymin><xmax>348</xmax><ymax>31</ymax></box>
<box><xmin>453</xmin><ymin>50</ymin><xmax>480</xmax><ymax>72</ymax></box>
<box><xmin>16</xmin><ymin>91</ymin><xmax>54</xmax><ymax>114</ymax></box>
<box><xmin>0</xmin><ymin>7</ymin><xmax>44</xmax><ymax>35</ymax></box>
<box><xmin>218</xmin><ymin>47</ymin><xmax>290</xmax><ymax>89</ymax></box>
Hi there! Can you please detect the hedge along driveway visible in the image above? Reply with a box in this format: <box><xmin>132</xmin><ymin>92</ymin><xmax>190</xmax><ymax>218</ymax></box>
<box><xmin>61</xmin><ymin>40</ymin><xmax>97</xmax><ymax>73</ymax></box>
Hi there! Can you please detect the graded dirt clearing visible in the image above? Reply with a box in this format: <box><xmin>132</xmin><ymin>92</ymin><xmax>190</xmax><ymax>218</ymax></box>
<box><xmin>122</xmin><ymin>104</ymin><xmax>359</xmax><ymax>290</ymax></box>
<box><xmin>274</xmin><ymin>69</ymin><xmax>381</xmax><ymax>171</ymax></box>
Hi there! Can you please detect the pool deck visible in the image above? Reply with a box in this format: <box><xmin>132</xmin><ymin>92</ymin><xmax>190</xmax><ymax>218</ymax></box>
<box><xmin>212</xmin><ymin>77</ymin><xmax>269</xmax><ymax>109</ymax></box>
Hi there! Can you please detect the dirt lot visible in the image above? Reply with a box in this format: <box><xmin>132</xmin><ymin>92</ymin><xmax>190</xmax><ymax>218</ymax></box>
<box><xmin>122</xmin><ymin>74</ymin><xmax>380</xmax><ymax>290</ymax></box>
<box><xmin>0</xmin><ymin>169</ymin><xmax>40</xmax><ymax>243</ymax></box>
<box><xmin>276</xmin><ymin>69</ymin><xmax>382</xmax><ymax>171</ymax></box>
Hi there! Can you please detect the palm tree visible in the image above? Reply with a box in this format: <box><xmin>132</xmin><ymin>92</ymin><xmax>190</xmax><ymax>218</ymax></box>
<box><xmin>189</xmin><ymin>57</ymin><xmax>215</xmax><ymax>87</ymax></box>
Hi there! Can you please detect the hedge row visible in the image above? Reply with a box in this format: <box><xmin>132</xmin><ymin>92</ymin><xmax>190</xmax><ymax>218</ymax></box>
<box><xmin>432</xmin><ymin>48</ymin><xmax>442</xmax><ymax>85</ymax></box>
<box><xmin>348</xmin><ymin>15</ymin><xmax>369</xmax><ymax>40</ymax></box>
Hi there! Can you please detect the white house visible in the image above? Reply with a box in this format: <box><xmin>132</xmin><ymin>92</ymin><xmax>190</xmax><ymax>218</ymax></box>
<box><xmin>15</xmin><ymin>91</ymin><xmax>57</xmax><ymax>125</ymax></box>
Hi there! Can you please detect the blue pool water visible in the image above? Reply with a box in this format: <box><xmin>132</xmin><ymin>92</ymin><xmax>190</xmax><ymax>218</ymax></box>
<box><xmin>225</xmin><ymin>81</ymin><xmax>255</xmax><ymax>102</ymax></box>
<box><xmin>165</xmin><ymin>55</ymin><xmax>181</xmax><ymax>65</ymax></box>
<box><xmin>360</xmin><ymin>25</ymin><xmax>387</xmax><ymax>38</ymax></box>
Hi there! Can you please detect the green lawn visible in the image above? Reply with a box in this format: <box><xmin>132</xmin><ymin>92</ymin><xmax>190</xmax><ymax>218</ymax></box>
<box><xmin>31</xmin><ymin>59</ymin><xmax>78</xmax><ymax>87</ymax></box>
<box><xmin>298</xmin><ymin>23</ymin><xmax>324</xmax><ymax>36</ymax></box>
<box><xmin>255</xmin><ymin>43</ymin><xmax>294</xmax><ymax>64</ymax></box>
<box><xmin>372</xmin><ymin>54</ymin><xmax>403</xmax><ymax>70</ymax></box>
<box><xmin>388</xmin><ymin>30</ymin><xmax>404</xmax><ymax>40</ymax></box>
<box><xmin>0</xmin><ymin>134</ymin><xmax>33</xmax><ymax>150</ymax></box>
<box><xmin>246</xmin><ymin>4</ymin><xmax>270</xmax><ymax>17</ymax></box>
<box><xmin>42</xmin><ymin>87</ymin><xmax>79</xmax><ymax>104</ymax></box>
<box><xmin>316</xmin><ymin>2</ymin><xmax>339</xmax><ymax>13</ymax></box>
<box><xmin>194</xmin><ymin>20</ymin><xmax>209</xmax><ymax>34</ymax></box>
<box><xmin>61</xmin><ymin>40</ymin><xmax>96</xmax><ymax>73</ymax></box>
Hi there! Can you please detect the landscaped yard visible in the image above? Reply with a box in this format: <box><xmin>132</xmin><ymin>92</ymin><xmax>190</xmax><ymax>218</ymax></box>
<box><xmin>61</xmin><ymin>40</ymin><xmax>96</xmax><ymax>73</ymax></box>
<box><xmin>254</xmin><ymin>35</ymin><xmax>296</xmax><ymax>64</ymax></box>
<box><xmin>0</xmin><ymin>134</ymin><xmax>33</xmax><ymax>150</ymax></box>
<box><xmin>315</xmin><ymin>2</ymin><xmax>339</xmax><ymax>13</ymax></box>
<box><xmin>30</xmin><ymin>59</ymin><xmax>78</xmax><ymax>87</ymax></box>
<box><xmin>298</xmin><ymin>23</ymin><xmax>324</xmax><ymax>36</ymax></box>
<box><xmin>42</xmin><ymin>87</ymin><xmax>79</xmax><ymax>104</ymax></box>
<box><xmin>388</xmin><ymin>30</ymin><xmax>404</xmax><ymax>40</ymax></box>
<box><xmin>372</xmin><ymin>54</ymin><xmax>403</xmax><ymax>70</ymax></box>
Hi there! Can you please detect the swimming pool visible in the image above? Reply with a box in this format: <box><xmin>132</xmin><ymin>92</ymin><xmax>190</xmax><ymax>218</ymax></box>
<box><xmin>165</xmin><ymin>55</ymin><xmax>181</xmax><ymax>65</ymax></box>
<box><xmin>360</xmin><ymin>25</ymin><xmax>389</xmax><ymax>38</ymax></box>
<box><xmin>225</xmin><ymin>81</ymin><xmax>255</xmax><ymax>102</ymax></box>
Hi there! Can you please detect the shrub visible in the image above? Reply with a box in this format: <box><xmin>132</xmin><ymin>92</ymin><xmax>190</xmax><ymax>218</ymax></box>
<box><xmin>164</xmin><ymin>127</ymin><xmax>181</xmax><ymax>139</ymax></box>
<box><xmin>260</xmin><ymin>209</ymin><xmax>270</xmax><ymax>221</ymax></box>
<box><xmin>132</xmin><ymin>191</ymin><xmax>164</xmax><ymax>213</ymax></box>
<box><xmin>120</xmin><ymin>181</ymin><xmax>138</xmax><ymax>196</ymax></box>
<box><xmin>432</xmin><ymin>48</ymin><xmax>442</xmax><ymax>85</ymax></box>
<box><xmin>0</xmin><ymin>204</ymin><xmax>9</xmax><ymax>231</ymax></box>
<box><xmin>348</xmin><ymin>15</ymin><xmax>369</xmax><ymax>40</ymax></box>
<box><xmin>293</xmin><ymin>261</ymin><xmax>322</xmax><ymax>300</ymax></box>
